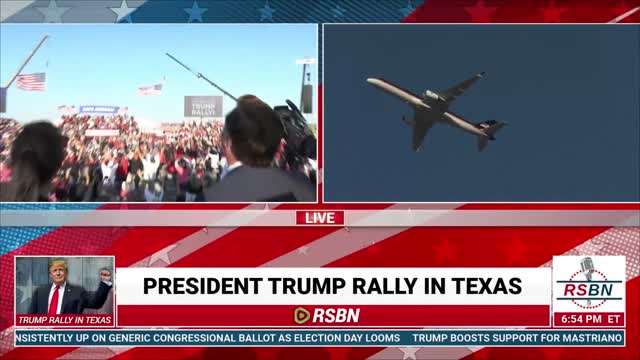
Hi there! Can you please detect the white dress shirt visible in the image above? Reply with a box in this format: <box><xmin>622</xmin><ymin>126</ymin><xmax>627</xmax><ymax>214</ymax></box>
<box><xmin>220</xmin><ymin>161</ymin><xmax>243</xmax><ymax>180</ymax></box>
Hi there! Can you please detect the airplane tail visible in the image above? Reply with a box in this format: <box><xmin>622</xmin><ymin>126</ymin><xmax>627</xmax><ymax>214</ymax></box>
<box><xmin>476</xmin><ymin>120</ymin><xmax>507</xmax><ymax>152</ymax></box>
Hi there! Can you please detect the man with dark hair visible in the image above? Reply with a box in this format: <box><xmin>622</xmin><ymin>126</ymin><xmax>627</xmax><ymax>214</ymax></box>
<box><xmin>205</xmin><ymin>95</ymin><xmax>315</xmax><ymax>202</ymax></box>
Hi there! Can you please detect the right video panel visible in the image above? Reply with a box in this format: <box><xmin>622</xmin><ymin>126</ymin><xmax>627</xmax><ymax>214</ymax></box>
<box><xmin>323</xmin><ymin>25</ymin><xmax>639</xmax><ymax>202</ymax></box>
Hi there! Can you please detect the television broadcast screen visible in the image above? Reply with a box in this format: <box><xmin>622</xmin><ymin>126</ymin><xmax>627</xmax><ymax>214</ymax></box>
<box><xmin>1</xmin><ymin>1</ymin><xmax>638</xmax><ymax>360</ymax></box>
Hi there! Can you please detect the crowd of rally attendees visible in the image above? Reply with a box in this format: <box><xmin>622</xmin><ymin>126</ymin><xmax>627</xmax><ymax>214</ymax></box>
<box><xmin>0</xmin><ymin>113</ymin><xmax>315</xmax><ymax>202</ymax></box>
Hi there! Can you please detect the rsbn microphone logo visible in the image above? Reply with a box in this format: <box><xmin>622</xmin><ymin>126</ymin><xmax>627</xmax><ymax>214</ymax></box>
<box><xmin>555</xmin><ymin>257</ymin><xmax>623</xmax><ymax>309</ymax></box>
<box><xmin>552</xmin><ymin>256</ymin><xmax>625</xmax><ymax>327</ymax></box>
<box><xmin>553</xmin><ymin>256</ymin><xmax>625</xmax><ymax>310</ymax></box>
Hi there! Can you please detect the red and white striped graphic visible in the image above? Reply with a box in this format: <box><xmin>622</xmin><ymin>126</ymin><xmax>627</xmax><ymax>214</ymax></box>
<box><xmin>1</xmin><ymin>218</ymin><xmax>638</xmax><ymax>360</ymax></box>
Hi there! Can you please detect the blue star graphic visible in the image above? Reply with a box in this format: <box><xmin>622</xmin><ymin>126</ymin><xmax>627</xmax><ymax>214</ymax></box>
<box><xmin>184</xmin><ymin>0</ymin><xmax>208</xmax><ymax>23</ymax></box>
<box><xmin>258</xmin><ymin>0</ymin><xmax>276</xmax><ymax>22</ymax></box>
<box><xmin>399</xmin><ymin>0</ymin><xmax>416</xmax><ymax>18</ymax></box>
<box><xmin>332</xmin><ymin>2</ymin><xmax>347</xmax><ymax>19</ymax></box>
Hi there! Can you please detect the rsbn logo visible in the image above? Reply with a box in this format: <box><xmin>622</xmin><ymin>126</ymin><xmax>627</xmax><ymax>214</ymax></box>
<box><xmin>555</xmin><ymin>257</ymin><xmax>623</xmax><ymax>309</ymax></box>
<box><xmin>294</xmin><ymin>307</ymin><xmax>360</xmax><ymax>324</ymax></box>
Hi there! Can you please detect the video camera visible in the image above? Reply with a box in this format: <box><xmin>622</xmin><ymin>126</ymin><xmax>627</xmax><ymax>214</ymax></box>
<box><xmin>273</xmin><ymin>99</ymin><xmax>317</xmax><ymax>165</ymax></box>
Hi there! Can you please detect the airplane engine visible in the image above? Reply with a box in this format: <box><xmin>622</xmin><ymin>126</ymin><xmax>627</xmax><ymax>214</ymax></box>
<box><xmin>423</xmin><ymin>90</ymin><xmax>443</xmax><ymax>102</ymax></box>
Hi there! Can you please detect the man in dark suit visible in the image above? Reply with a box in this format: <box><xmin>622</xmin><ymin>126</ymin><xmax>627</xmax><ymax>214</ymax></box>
<box><xmin>205</xmin><ymin>95</ymin><xmax>315</xmax><ymax>202</ymax></box>
<box><xmin>28</xmin><ymin>258</ymin><xmax>113</xmax><ymax>315</ymax></box>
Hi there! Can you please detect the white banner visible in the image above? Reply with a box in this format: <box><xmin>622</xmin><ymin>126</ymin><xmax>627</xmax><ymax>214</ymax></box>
<box><xmin>116</xmin><ymin>267</ymin><xmax>551</xmax><ymax>306</ymax></box>
<box><xmin>85</xmin><ymin>129</ymin><xmax>120</xmax><ymax>137</ymax></box>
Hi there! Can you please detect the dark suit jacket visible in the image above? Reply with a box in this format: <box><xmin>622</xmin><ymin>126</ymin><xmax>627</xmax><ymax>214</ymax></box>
<box><xmin>28</xmin><ymin>282</ymin><xmax>112</xmax><ymax>315</ymax></box>
<box><xmin>205</xmin><ymin>166</ymin><xmax>316</xmax><ymax>202</ymax></box>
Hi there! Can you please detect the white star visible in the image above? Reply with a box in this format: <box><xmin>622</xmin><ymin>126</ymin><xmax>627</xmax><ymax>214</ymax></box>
<box><xmin>184</xmin><ymin>0</ymin><xmax>208</xmax><ymax>23</ymax></box>
<box><xmin>297</xmin><ymin>246</ymin><xmax>309</xmax><ymax>255</ymax></box>
<box><xmin>1</xmin><ymin>326</ymin><xmax>15</xmax><ymax>344</ymax></box>
<box><xmin>107</xmin><ymin>346</ymin><xmax>134</xmax><ymax>354</ymax></box>
<box><xmin>399</xmin><ymin>347</ymin><xmax>420</xmax><ymax>360</ymax></box>
<box><xmin>148</xmin><ymin>244</ymin><xmax>178</xmax><ymax>266</ymax></box>
<box><xmin>109</xmin><ymin>0</ymin><xmax>135</xmax><ymax>23</ymax></box>
<box><xmin>399</xmin><ymin>0</ymin><xmax>415</xmax><ymax>18</ymax></box>
<box><xmin>332</xmin><ymin>3</ymin><xmax>347</xmax><ymax>19</ymax></box>
<box><xmin>258</xmin><ymin>0</ymin><xmax>276</xmax><ymax>22</ymax></box>
<box><xmin>35</xmin><ymin>0</ymin><xmax>71</xmax><ymax>23</ymax></box>
<box><xmin>15</xmin><ymin>275</ymin><xmax>33</xmax><ymax>311</ymax></box>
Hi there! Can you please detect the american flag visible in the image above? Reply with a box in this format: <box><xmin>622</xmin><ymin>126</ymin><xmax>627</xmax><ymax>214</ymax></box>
<box><xmin>16</xmin><ymin>73</ymin><xmax>46</xmax><ymax>91</ymax></box>
<box><xmin>136</xmin><ymin>83</ymin><xmax>162</xmax><ymax>96</ymax></box>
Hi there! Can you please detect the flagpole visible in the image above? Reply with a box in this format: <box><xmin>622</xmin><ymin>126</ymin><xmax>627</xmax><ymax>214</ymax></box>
<box><xmin>3</xmin><ymin>34</ymin><xmax>49</xmax><ymax>89</ymax></box>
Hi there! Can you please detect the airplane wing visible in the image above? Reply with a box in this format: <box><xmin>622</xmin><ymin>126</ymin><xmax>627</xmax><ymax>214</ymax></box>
<box><xmin>439</xmin><ymin>72</ymin><xmax>485</xmax><ymax>103</ymax></box>
<box><xmin>411</xmin><ymin>111</ymin><xmax>437</xmax><ymax>152</ymax></box>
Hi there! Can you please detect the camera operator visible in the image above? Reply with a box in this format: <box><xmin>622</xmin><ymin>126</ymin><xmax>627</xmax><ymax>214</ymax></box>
<box><xmin>205</xmin><ymin>95</ymin><xmax>315</xmax><ymax>202</ymax></box>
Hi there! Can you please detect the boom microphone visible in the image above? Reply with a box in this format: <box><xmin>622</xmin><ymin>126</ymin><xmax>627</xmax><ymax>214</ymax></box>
<box><xmin>166</xmin><ymin>53</ymin><xmax>238</xmax><ymax>102</ymax></box>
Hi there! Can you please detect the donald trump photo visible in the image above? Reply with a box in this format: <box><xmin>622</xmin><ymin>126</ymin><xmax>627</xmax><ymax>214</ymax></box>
<box><xmin>26</xmin><ymin>258</ymin><xmax>113</xmax><ymax>315</ymax></box>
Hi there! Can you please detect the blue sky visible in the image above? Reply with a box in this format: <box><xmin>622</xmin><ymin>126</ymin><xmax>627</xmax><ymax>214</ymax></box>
<box><xmin>324</xmin><ymin>25</ymin><xmax>639</xmax><ymax>202</ymax></box>
<box><xmin>0</xmin><ymin>24</ymin><xmax>317</xmax><ymax>123</ymax></box>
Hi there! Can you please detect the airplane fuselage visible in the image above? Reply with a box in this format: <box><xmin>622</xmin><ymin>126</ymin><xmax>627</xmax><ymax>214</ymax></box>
<box><xmin>366</xmin><ymin>78</ymin><xmax>488</xmax><ymax>138</ymax></box>
<box><xmin>441</xmin><ymin>111</ymin><xmax>487</xmax><ymax>138</ymax></box>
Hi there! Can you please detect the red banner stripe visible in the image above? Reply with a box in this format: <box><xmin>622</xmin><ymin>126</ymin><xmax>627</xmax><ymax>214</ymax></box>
<box><xmin>326</xmin><ymin>227</ymin><xmax>609</xmax><ymax>268</ymax></box>
<box><xmin>405</xmin><ymin>0</ymin><xmax>640</xmax><ymax>23</ymax></box>
<box><xmin>117</xmin><ymin>305</ymin><xmax>550</xmax><ymax>327</ymax></box>
<box><xmin>457</xmin><ymin>203</ymin><xmax>640</xmax><ymax>210</ymax></box>
<box><xmin>169</xmin><ymin>227</ymin><xmax>340</xmax><ymax>268</ymax></box>
<box><xmin>83</xmin><ymin>203</ymin><xmax>640</xmax><ymax>210</ymax></box>
<box><xmin>103</xmin><ymin>227</ymin><xmax>203</xmax><ymax>267</ymax></box>
<box><xmin>2</xmin><ymin>347</ymin><xmax>79</xmax><ymax>360</ymax></box>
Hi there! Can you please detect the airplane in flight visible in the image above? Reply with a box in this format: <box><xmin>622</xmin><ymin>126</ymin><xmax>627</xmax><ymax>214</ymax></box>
<box><xmin>366</xmin><ymin>73</ymin><xmax>507</xmax><ymax>152</ymax></box>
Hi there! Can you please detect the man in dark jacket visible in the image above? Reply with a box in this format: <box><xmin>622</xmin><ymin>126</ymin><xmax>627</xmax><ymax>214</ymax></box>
<box><xmin>28</xmin><ymin>258</ymin><xmax>112</xmax><ymax>315</ymax></box>
<box><xmin>205</xmin><ymin>95</ymin><xmax>315</xmax><ymax>202</ymax></box>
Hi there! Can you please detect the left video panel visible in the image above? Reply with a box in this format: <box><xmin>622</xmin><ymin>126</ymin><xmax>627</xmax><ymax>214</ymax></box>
<box><xmin>0</xmin><ymin>24</ymin><xmax>318</xmax><ymax>203</ymax></box>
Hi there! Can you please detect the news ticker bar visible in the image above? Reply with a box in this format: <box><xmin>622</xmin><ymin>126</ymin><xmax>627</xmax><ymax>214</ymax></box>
<box><xmin>1</xmin><ymin>210</ymin><xmax>638</xmax><ymax>226</ymax></box>
<box><xmin>14</xmin><ymin>329</ymin><xmax>625</xmax><ymax>347</ymax></box>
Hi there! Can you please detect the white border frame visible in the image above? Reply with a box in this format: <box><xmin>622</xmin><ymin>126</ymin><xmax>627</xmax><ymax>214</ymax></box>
<box><xmin>320</xmin><ymin>23</ymin><xmax>640</xmax><ymax>204</ymax></box>
<box><xmin>13</xmin><ymin>255</ymin><xmax>117</xmax><ymax>329</ymax></box>
<box><xmin>0</xmin><ymin>22</ymin><xmax>320</xmax><ymax>205</ymax></box>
